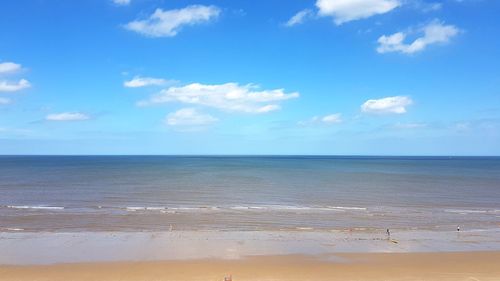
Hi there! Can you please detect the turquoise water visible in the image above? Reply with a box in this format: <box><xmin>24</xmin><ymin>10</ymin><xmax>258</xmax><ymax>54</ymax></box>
<box><xmin>1</xmin><ymin>156</ymin><xmax>499</xmax><ymax>231</ymax></box>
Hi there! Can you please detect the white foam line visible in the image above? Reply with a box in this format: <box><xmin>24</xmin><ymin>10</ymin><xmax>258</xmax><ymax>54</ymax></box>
<box><xmin>327</xmin><ymin>206</ymin><xmax>367</xmax><ymax>211</ymax></box>
<box><xmin>5</xmin><ymin>228</ymin><xmax>24</xmax><ymax>231</ymax></box>
<box><xmin>2</xmin><ymin>205</ymin><xmax>368</xmax><ymax>213</ymax></box>
<box><xmin>122</xmin><ymin>205</ymin><xmax>370</xmax><ymax>212</ymax></box>
<box><xmin>445</xmin><ymin>209</ymin><xmax>489</xmax><ymax>214</ymax></box>
<box><xmin>126</xmin><ymin>207</ymin><xmax>170</xmax><ymax>211</ymax></box>
<box><xmin>7</xmin><ymin>205</ymin><xmax>64</xmax><ymax>210</ymax></box>
<box><xmin>126</xmin><ymin>207</ymin><xmax>146</xmax><ymax>211</ymax></box>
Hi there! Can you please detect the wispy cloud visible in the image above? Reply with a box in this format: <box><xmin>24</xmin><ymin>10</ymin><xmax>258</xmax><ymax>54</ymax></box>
<box><xmin>0</xmin><ymin>62</ymin><xmax>22</xmax><ymax>74</ymax></box>
<box><xmin>112</xmin><ymin>0</ymin><xmax>130</xmax><ymax>6</ymax></box>
<box><xmin>45</xmin><ymin>112</ymin><xmax>90</xmax><ymax>121</ymax></box>
<box><xmin>377</xmin><ymin>20</ymin><xmax>460</xmax><ymax>54</ymax></box>
<box><xmin>393</xmin><ymin>122</ymin><xmax>427</xmax><ymax>129</ymax></box>
<box><xmin>125</xmin><ymin>5</ymin><xmax>220</xmax><ymax>37</ymax></box>
<box><xmin>322</xmin><ymin>113</ymin><xmax>343</xmax><ymax>123</ymax></box>
<box><xmin>166</xmin><ymin>108</ymin><xmax>218</xmax><ymax>128</ymax></box>
<box><xmin>452</xmin><ymin>119</ymin><xmax>500</xmax><ymax>134</ymax></box>
<box><xmin>124</xmin><ymin>76</ymin><xmax>169</xmax><ymax>88</ymax></box>
<box><xmin>285</xmin><ymin>9</ymin><xmax>314</xmax><ymax>27</ymax></box>
<box><xmin>0</xmin><ymin>97</ymin><xmax>11</xmax><ymax>105</ymax></box>
<box><xmin>316</xmin><ymin>0</ymin><xmax>401</xmax><ymax>25</ymax></box>
<box><xmin>139</xmin><ymin>82</ymin><xmax>299</xmax><ymax>114</ymax></box>
<box><xmin>416</xmin><ymin>1</ymin><xmax>442</xmax><ymax>12</ymax></box>
<box><xmin>299</xmin><ymin>113</ymin><xmax>343</xmax><ymax>126</ymax></box>
<box><xmin>0</xmin><ymin>79</ymin><xmax>31</xmax><ymax>92</ymax></box>
<box><xmin>0</xmin><ymin>127</ymin><xmax>34</xmax><ymax>137</ymax></box>
<box><xmin>361</xmin><ymin>96</ymin><xmax>413</xmax><ymax>114</ymax></box>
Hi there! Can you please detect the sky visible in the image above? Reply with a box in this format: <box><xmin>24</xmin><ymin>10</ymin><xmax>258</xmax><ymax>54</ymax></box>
<box><xmin>1</xmin><ymin>0</ymin><xmax>499</xmax><ymax>155</ymax></box>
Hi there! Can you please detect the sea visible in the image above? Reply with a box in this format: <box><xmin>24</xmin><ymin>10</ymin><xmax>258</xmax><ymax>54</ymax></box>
<box><xmin>1</xmin><ymin>156</ymin><xmax>499</xmax><ymax>232</ymax></box>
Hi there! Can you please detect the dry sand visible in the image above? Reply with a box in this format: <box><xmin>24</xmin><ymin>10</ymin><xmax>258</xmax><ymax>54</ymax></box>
<box><xmin>1</xmin><ymin>252</ymin><xmax>499</xmax><ymax>281</ymax></box>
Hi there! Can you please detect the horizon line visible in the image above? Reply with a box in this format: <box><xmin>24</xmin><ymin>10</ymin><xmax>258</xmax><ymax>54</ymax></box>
<box><xmin>0</xmin><ymin>154</ymin><xmax>499</xmax><ymax>157</ymax></box>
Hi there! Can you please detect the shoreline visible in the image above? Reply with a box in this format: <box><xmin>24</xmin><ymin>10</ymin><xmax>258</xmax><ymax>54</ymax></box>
<box><xmin>1</xmin><ymin>252</ymin><xmax>500</xmax><ymax>281</ymax></box>
<box><xmin>2</xmin><ymin>228</ymin><xmax>500</xmax><ymax>265</ymax></box>
<box><xmin>2</xmin><ymin>203</ymin><xmax>499</xmax><ymax>232</ymax></box>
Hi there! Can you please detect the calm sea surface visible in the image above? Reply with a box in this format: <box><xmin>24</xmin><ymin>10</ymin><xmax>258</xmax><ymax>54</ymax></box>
<box><xmin>1</xmin><ymin>156</ymin><xmax>499</xmax><ymax>232</ymax></box>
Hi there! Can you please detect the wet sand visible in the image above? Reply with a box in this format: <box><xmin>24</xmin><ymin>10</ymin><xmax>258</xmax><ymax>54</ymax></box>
<box><xmin>1</xmin><ymin>252</ymin><xmax>500</xmax><ymax>281</ymax></box>
<box><xmin>2</xmin><ymin>229</ymin><xmax>500</xmax><ymax>264</ymax></box>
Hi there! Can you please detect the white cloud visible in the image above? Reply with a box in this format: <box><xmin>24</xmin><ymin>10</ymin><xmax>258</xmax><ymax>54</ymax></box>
<box><xmin>285</xmin><ymin>9</ymin><xmax>314</xmax><ymax>27</ymax></box>
<box><xmin>299</xmin><ymin>113</ymin><xmax>342</xmax><ymax>126</ymax></box>
<box><xmin>361</xmin><ymin>96</ymin><xmax>413</xmax><ymax>114</ymax></box>
<box><xmin>0</xmin><ymin>97</ymin><xmax>11</xmax><ymax>105</ymax></box>
<box><xmin>46</xmin><ymin>112</ymin><xmax>90</xmax><ymax>121</ymax></box>
<box><xmin>139</xmin><ymin>82</ymin><xmax>299</xmax><ymax>114</ymax></box>
<box><xmin>316</xmin><ymin>0</ymin><xmax>400</xmax><ymax>25</ymax></box>
<box><xmin>0</xmin><ymin>79</ymin><xmax>31</xmax><ymax>92</ymax></box>
<box><xmin>377</xmin><ymin>20</ymin><xmax>460</xmax><ymax>54</ymax></box>
<box><xmin>0</xmin><ymin>62</ymin><xmax>22</xmax><ymax>74</ymax></box>
<box><xmin>166</xmin><ymin>108</ymin><xmax>218</xmax><ymax>127</ymax></box>
<box><xmin>124</xmin><ymin>76</ymin><xmax>168</xmax><ymax>88</ymax></box>
<box><xmin>113</xmin><ymin>0</ymin><xmax>130</xmax><ymax>6</ymax></box>
<box><xmin>125</xmin><ymin>5</ymin><xmax>220</xmax><ymax>37</ymax></box>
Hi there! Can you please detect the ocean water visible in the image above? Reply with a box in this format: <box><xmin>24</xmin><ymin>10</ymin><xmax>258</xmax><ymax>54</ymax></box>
<box><xmin>0</xmin><ymin>156</ymin><xmax>499</xmax><ymax>232</ymax></box>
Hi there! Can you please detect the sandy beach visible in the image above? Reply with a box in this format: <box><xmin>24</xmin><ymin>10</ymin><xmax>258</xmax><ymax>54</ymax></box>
<box><xmin>2</xmin><ymin>230</ymin><xmax>500</xmax><ymax>280</ymax></box>
<box><xmin>1</xmin><ymin>252</ymin><xmax>500</xmax><ymax>281</ymax></box>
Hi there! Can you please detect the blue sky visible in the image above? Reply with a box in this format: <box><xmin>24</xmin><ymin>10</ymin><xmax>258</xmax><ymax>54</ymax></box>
<box><xmin>0</xmin><ymin>0</ymin><xmax>499</xmax><ymax>155</ymax></box>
